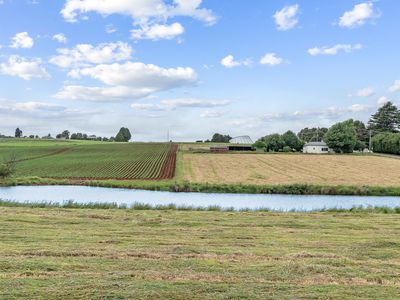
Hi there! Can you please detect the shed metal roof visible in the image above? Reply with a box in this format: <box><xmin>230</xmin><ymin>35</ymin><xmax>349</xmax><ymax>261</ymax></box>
<box><xmin>304</xmin><ymin>141</ymin><xmax>328</xmax><ymax>147</ymax></box>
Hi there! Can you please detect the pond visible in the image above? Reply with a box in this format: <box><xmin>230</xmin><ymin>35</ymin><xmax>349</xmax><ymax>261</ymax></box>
<box><xmin>0</xmin><ymin>185</ymin><xmax>400</xmax><ymax>212</ymax></box>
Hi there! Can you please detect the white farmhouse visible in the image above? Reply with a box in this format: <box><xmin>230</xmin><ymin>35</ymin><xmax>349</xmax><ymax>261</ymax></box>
<box><xmin>303</xmin><ymin>142</ymin><xmax>332</xmax><ymax>154</ymax></box>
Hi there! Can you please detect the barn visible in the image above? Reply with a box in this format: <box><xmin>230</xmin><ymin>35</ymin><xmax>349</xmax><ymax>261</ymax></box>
<box><xmin>303</xmin><ymin>142</ymin><xmax>332</xmax><ymax>154</ymax></box>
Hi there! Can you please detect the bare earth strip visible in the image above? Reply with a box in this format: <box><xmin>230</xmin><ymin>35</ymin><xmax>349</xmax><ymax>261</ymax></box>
<box><xmin>182</xmin><ymin>153</ymin><xmax>400</xmax><ymax>186</ymax></box>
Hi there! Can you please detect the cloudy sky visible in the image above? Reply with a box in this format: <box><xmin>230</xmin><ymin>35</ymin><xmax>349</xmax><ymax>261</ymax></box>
<box><xmin>0</xmin><ymin>0</ymin><xmax>399</xmax><ymax>141</ymax></box>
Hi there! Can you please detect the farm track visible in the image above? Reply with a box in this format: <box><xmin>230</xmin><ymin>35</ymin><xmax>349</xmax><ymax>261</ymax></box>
<box><xmin>11</xmin><ymin>148</ymin><xmax>72</xmax><ymax>163</ymax></box>
<box><xmin>159</xmin><ymin>144</ymin><xmax>179</xmax><ymax>179</ymax></box>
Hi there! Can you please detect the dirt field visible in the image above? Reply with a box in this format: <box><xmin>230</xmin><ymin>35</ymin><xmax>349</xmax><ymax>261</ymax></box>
<box><xmin>182</xmin><ymin>153</ymin><xmax>400</xmax><ymax>186</ymax></box>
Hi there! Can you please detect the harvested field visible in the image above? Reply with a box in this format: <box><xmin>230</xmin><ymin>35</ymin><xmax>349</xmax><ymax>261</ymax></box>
<box><xmin>182</xmin><ymin>153</ymin><xmax>400</xmax><ymax>186</ymax></box>
<box><xmin>0</xmin><ymin>206</ymin><xmax>399</xmax><ymax>299</ymax></box>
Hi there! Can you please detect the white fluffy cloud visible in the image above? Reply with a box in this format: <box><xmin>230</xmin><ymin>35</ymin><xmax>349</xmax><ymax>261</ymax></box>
<box><xmin>132</xmin><ymin>98</ymin><xmax>231</xmax><ymax>111</ymax></box>
<box><xmin>259</xmin><ymin>53</ymin><xmax>283</xmax><ymax>66</ymax></box>
<box><xmin>61</xmin><ymin>0</ymin><xmax>216</xmax><ymax>40</ymax></box>
<box><xmin>377</xmin><ymin>96</ymin><xmax>390</xmax><ymax>107</ymax></box>
<box><xmin>200</xmin><ymin>110</ymin><xmax>223</xmax><ymax>118</ymax></box>
<box><xmin>308</xmin><ymin>44</ymin><xmax>362</xmax><ymax>56</ymax></box>
<box><xmin>10</xmin><ymin>32</ymin><xmax>34</xmax><ymax>49</ymax></box>
<box><xmin>356</xmin><ymin>87</ymin><xmax>374</xmax><ymax>97</ymax></box>
<box><xmin>62</xmin><ymin>0</ymin><xmax>215</xmax><ymax>24</ymax></box>
<box><xmin>131</xmin><ymin>22</ymin><xmax>184</xmax><ymax>40</ymax></box>
<box><xmin>0</xmin><ymin>56</ymin><xmax>50</xmax><ymax>80</ymax></box>
<box><xmin>50</xmin><ymin>42</ymin><xmax>132</xmax><ymax>68</ymax></box>
<box><xmin>339</xmin><ymin>2</ymin><xmax>379</xmax><ymax>28</ymax></box>
<box><xmin>389</xmin><ymin>80</ymin><xmax>400</xmax><ymax>93</ymax></box>
<box><xmin>64</xmin><ymin>0</ymin><xmax>215</xmax><ymax>24</ymax></box>
<box><xmin>52</xmin><ymin>33</ymin><xmax>68</xmax><ymax>43</ymax></box>
<box><xmin>221</xmin><ymin>55</ymin><xmax>240</xmax><ymax>68</ymax></box>
<box><xmin>56</xmin><ymin>62</ymin><xmax>197</xmax><ymax>101</ymax></box>
<box><xmin>71</xmin><ymin>62</ymin><xmax>197</xmax><ymax>86</ymax></box>
<box><xmin>0</xmin><ymin>100</ymin><xmax>65</xmax><ymax>113</ymax></box>
<box><xmin>220</xmin><ymin>55</ymin><xmax>251</xmax><ymax>68</ymax></box>
<box><xmin>55</xmin><ymin>85</ymin><xmax>156</xmax><ymax>102</ymax></box>
<box><xmin>347</xmin><ymin>104</ymin><xmax>369</xmax><ymax>112</ymax></box>
<box><xmin>273</xmin><ymin>4</ymin><xmax>299</xmax><ymax>31</ymax></box>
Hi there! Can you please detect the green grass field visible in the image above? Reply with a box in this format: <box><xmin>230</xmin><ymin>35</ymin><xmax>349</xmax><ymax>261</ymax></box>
<box><xmin>0</xmin><ymin>139</ymin><xmax>177</xmax><ymax>180</ymax></box>
<box><xmin>0</xmin><ymin>206</ymin><xmax>399</xmax><ymax>299</ymax></box>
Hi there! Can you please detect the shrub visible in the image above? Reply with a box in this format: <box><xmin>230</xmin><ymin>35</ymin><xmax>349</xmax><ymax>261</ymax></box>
<box><xmin>282</xmin><ymin>146</ymin><xmax>292</xmax><ymax>152</ymax></box>
<box><xmin>0</xmin><ymin>163</ymin><xmax>14</xmax><ymax>179</ymax></box>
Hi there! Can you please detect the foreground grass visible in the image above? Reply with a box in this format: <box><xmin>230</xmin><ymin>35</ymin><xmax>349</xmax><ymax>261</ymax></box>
<box><xmin>0</xmin><ymin>207</ymin><xmax>399</xmax><ymax>299</ymax></box>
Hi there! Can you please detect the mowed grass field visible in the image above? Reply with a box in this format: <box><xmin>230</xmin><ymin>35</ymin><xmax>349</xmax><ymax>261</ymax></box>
<box><xmin>0</xmin><ymin>139</ymin><xmax>177</xmax><ymax>180</ymax></box>
<box><xmin>182</xmin><ymin>153</ymin><xmax>400</xmax><ymax>186</ymax></box>
<box><xmin>0</xmin><ymin>206</ymin><xmax>399</xmax><ymax>299</ymax></box>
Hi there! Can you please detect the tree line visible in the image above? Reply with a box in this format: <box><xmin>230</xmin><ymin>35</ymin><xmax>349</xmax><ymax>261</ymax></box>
<box><xmin>2</xmin><ymin>127</ymin><xmax>132</xmax><ymax>143</ymax></box>
<box><xmin>205</xmin><ymin>101</ymin><xmax>400</xmax><ymax>154</ymax></box>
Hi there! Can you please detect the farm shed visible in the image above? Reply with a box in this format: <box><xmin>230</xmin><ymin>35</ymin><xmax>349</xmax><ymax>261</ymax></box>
<box><xmin>210</xmin><ymin>145</ymin><xmax>229</xmax><ymax>153</ymax></box>
<box><xmin>230</xmin><ymin>136</ymin><xmax>253</xmax><ymax>144</ymax></box>
<box><xmin>228</xmin><ymin>145</ymin><xmax>254</xmax><ymax>151</ymax></box>
<box><xmin>303</xmin><ymin>142</ymin><xmax>332</xmax><ymax>154</ymax></box>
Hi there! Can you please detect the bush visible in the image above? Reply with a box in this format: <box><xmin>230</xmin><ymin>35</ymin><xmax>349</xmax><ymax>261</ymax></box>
<box><xmin>0</xmin><ymin>163</ymin><xmax>14</xmax><ymax>179</ymax></box>
<box><xmin>282</xmin><ymin>146</ymin><xmax>292</xmax><ymax>152</ymax></box>
<box><xmin>372</xmin><ymin>133</ymin><xmax>400</xmax><ymax>155</ymax></box>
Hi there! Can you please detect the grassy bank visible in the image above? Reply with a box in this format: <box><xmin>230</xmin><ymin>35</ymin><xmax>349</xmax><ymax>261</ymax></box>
<box><xmin>0</xmin><ymin>206</ymin><xmax>399</xmax><ymax>299</ymax></box>
<box><xmin>2</xmin><ymin>176</ymin><xmax>400</xmax><ymax>196</ymax></box>
<box><xmin>1</xmin><ymin>199</ymin><xmax>400</xmax><ymax>213</ymax></box>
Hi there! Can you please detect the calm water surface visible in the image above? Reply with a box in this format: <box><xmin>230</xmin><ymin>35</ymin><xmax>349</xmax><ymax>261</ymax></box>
<box><xmin>1</xmin><ymin>186</ymin><xmax>400</xmax><ymax>211</ymax></box>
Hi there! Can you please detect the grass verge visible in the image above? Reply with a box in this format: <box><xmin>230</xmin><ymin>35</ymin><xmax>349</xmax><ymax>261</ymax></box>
<box><xmin>1</xmin><ymin>199</ymin><xmax>400</xmax><ymax>213</ymax></box>
<box><xmin>0</xmin><ymin>206</ymin><xmax>400</xmax><ymax>299</ymax></box>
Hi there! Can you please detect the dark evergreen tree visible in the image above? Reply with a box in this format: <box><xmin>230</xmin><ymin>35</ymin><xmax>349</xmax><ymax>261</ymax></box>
<box><xmin>368</xmin><ymin>102</ymin><xmax>400</xmax><ymax>134</ymax></box>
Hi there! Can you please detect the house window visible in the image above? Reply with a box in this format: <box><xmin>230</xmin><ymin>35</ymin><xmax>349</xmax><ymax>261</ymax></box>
<box><xmin>321</xmin><ymin>148</ymin><xmax>328</xmax><ymax>151</ymax></box>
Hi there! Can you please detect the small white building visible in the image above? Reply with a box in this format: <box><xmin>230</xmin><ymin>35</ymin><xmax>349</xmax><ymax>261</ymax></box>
<box><xmin>303</xmin><ymin>141</ymin><xmax>332</xmax><ymax>154</ymax></box>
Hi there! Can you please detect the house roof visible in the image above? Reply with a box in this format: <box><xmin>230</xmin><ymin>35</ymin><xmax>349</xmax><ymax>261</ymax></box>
<box><xmin>304</xmin><ymin>141</ymin><xmax>328</xmax><ymax>147</ymax></box>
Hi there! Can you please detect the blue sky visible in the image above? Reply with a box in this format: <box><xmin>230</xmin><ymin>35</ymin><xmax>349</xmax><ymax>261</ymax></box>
<box><xmin>0</xmin><ymin>0</ymin><xmax>399</xmax><ymax>141</ymax></box>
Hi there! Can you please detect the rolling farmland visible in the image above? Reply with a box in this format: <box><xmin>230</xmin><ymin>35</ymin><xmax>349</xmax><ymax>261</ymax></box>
<box><xmin>0</xmin><ymin>140</ymin><xmax>178</xmax><ymax>180</ymax></box>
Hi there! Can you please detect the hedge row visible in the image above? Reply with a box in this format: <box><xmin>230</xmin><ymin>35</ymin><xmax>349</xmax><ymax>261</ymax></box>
<box><xmin>372</xmin><ymin>133</ymin><xmax>400</xmax><ymax>155</ymax></box>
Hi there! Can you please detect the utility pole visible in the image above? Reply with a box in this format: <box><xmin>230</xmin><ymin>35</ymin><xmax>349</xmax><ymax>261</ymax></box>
<box><xmin>369</xmin><ymin>130</ymin><xmax>372</xmax><ymax>150</ymax></box>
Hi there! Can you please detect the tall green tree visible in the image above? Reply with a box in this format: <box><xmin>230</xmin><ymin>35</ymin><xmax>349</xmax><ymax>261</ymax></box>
<box><xmin>262</xmin><ymin>134</ymin><xmax>285</xmax><ymax>152</ymax></box>
<box><xmin>349</xmin><ymin>120</ymin><xmax>369</xmax><ymax>150</ymax></box>
<box><xmin>282</xmin><ymin>130</ymin><xmax>303</xmax><ymax>151</ymax></box>
<box><xmin>115</xmin><ymin>127</ymin><xmax>132</xmax><ymax>142</ymax></box>
<box><xmin>324</xmin><ymin>120</ymin><xmax>358</xmax><ymax>153</ymax></box>
<box><xmin>61</xmin><ymin>130</ymin><xmax>70</xmax><ymax>139</ymax></box>
<box><xmin>297</xmin><ymin>127</ymin><xmax>328</xmax><ymax>142</ymax></box>
<box><xmin>368</xmin><ymin>101</ymin><xmax>400</xmax><ymax>134</ymax></box>
<box><xmin>211</xmin><ymin>133</ymin><xmax>231</xmax><ymax>143</ymax></box>
<box><xmin>15</xmin><ymin>128</ymin><xmax>22</xmax><ymax>138</ymax></box>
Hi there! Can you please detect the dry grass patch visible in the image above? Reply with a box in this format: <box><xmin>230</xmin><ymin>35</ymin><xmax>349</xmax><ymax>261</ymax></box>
<box><xmin>182</xmin><ymin>153</ymin><xmax>400</xmax><ymax>186</ymax></box>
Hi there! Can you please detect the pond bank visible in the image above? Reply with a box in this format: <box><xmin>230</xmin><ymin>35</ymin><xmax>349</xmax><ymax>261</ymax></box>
<box><xmin>1</xmin><ymin>177</ymin><xmax>400</xmax><ymax>196</ymax></box>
